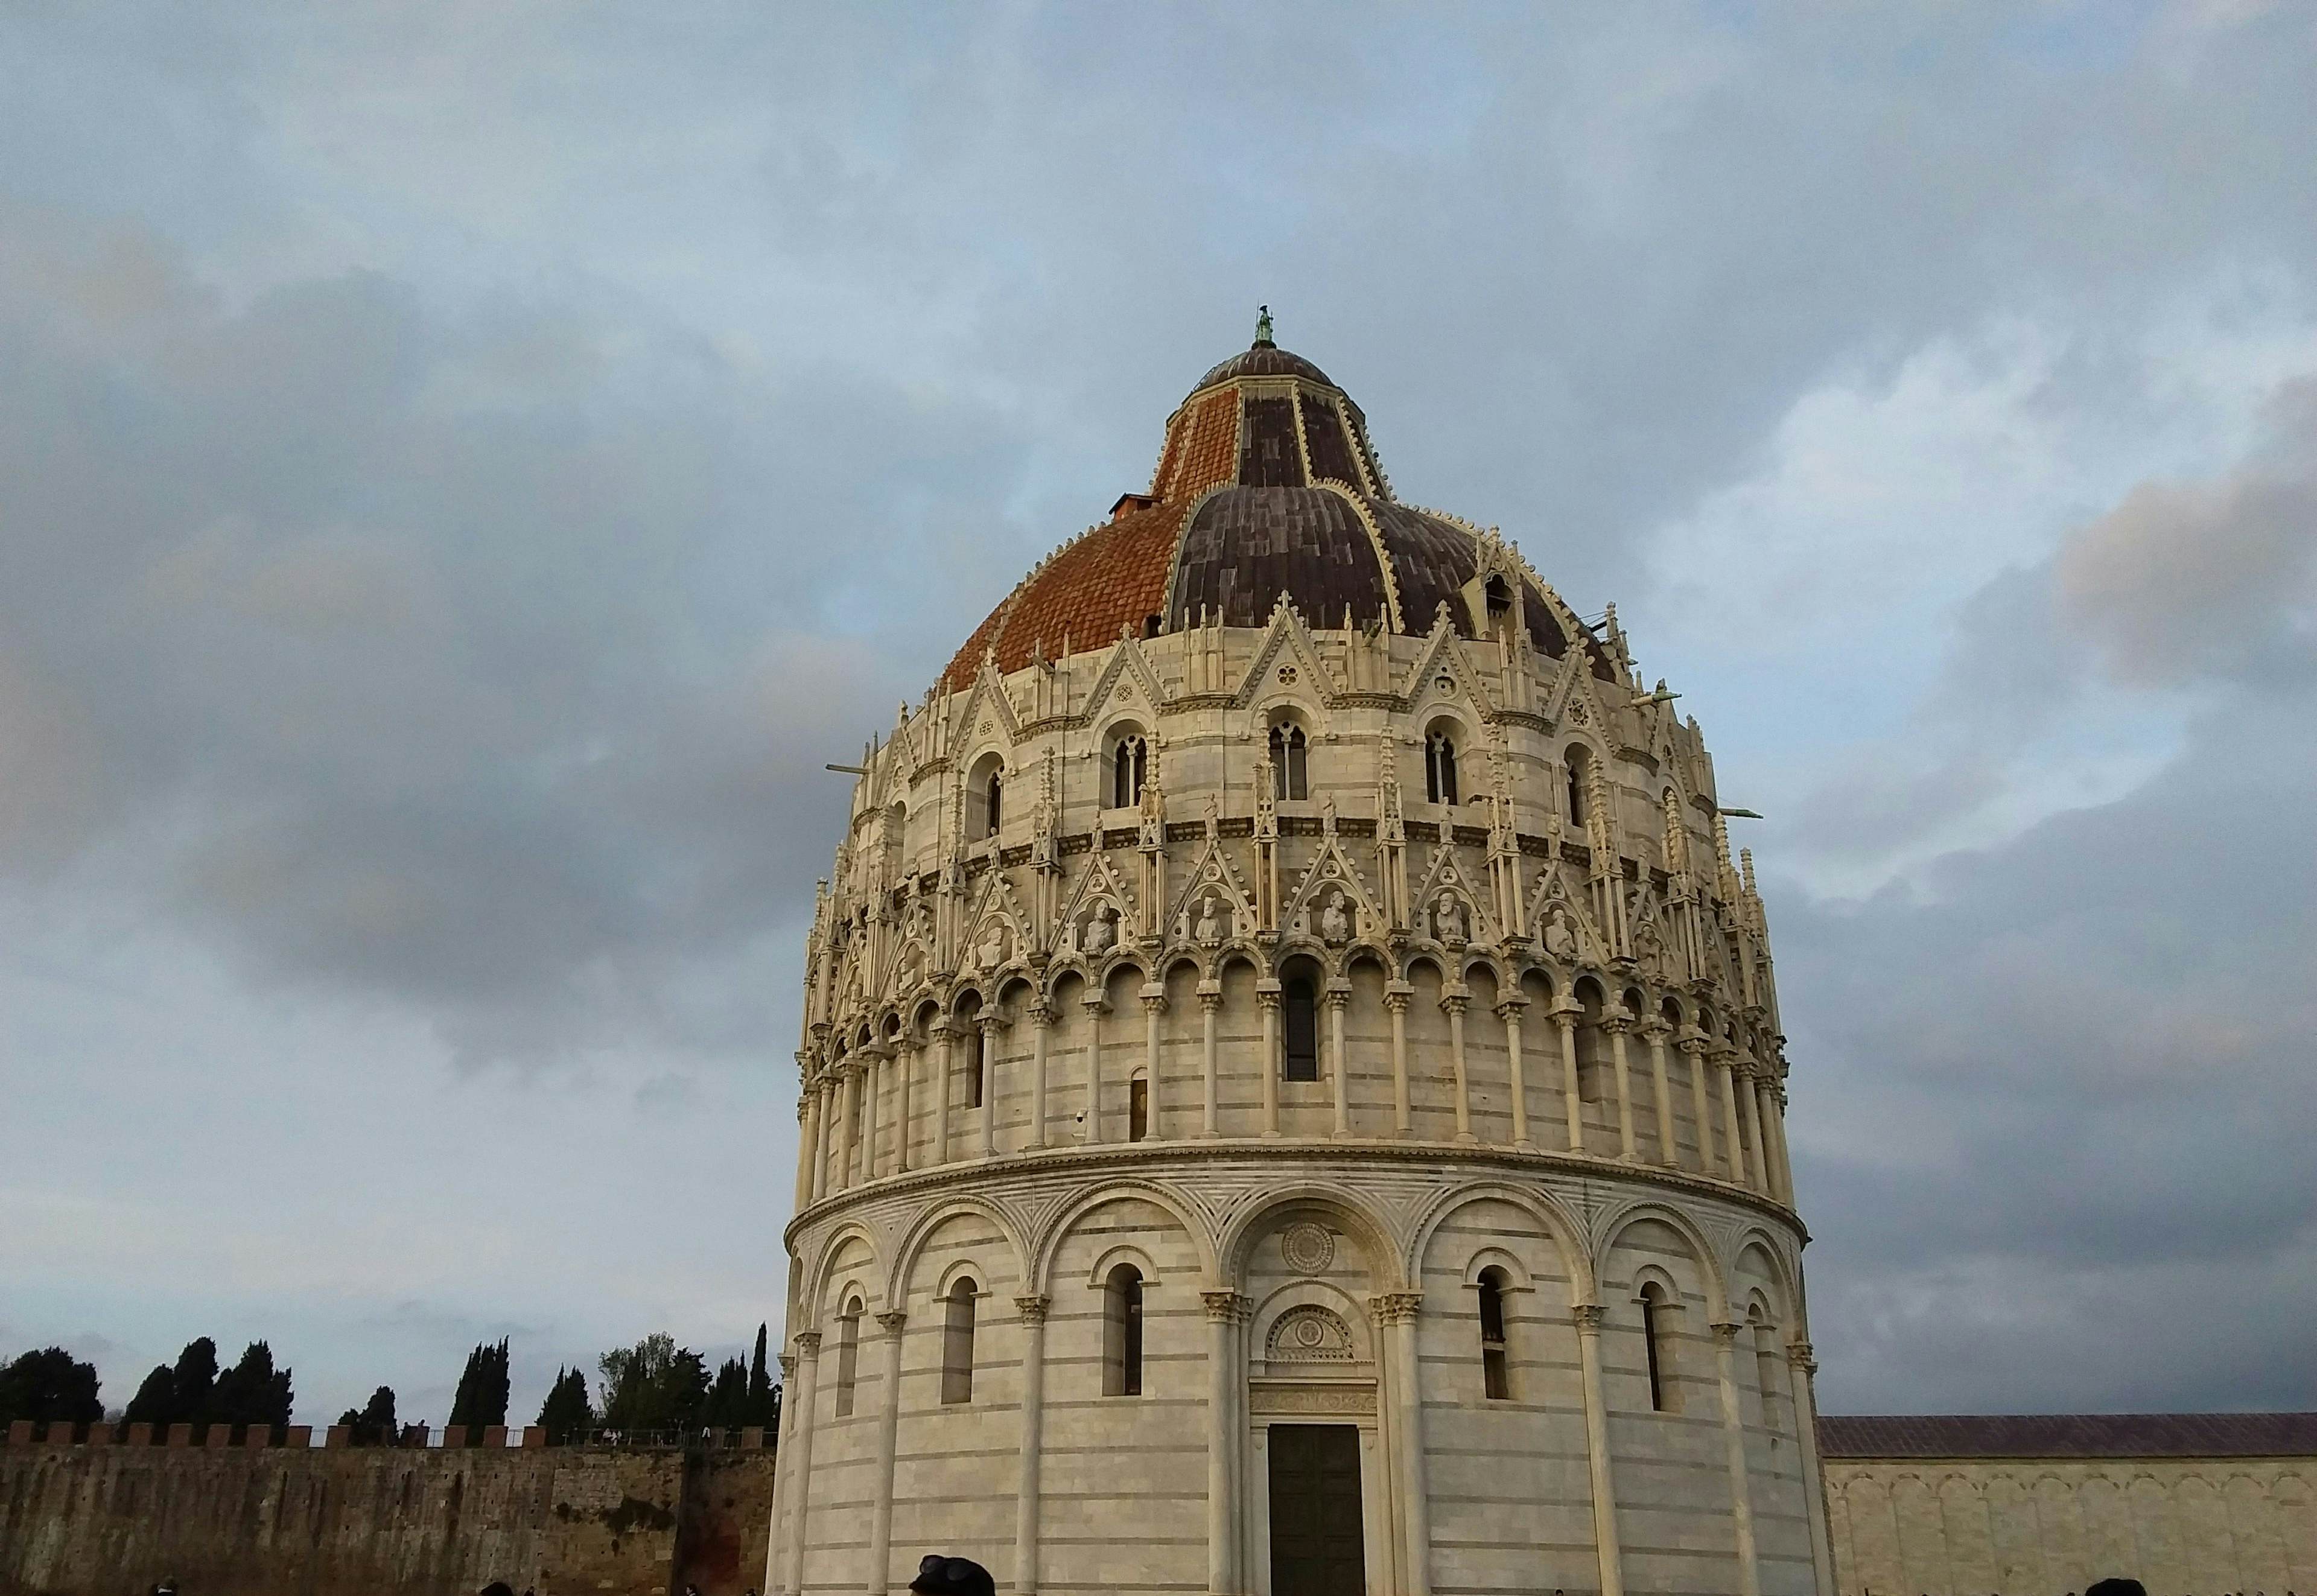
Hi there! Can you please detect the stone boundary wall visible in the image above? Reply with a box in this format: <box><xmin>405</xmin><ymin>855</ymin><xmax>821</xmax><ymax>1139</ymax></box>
<box><xmin>0</xmin><ymin>1434</ymin><xmax>779</xmax><ymax>1596</ymax></box>
<box><xmin>1824</xmin><ymin>1455</ymin><xmax>2317</xmax><ymax>1596</ymax></box>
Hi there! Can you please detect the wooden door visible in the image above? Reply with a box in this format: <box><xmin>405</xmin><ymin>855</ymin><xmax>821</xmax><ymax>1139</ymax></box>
<box><xmin>1268</xmin><ymin>1423</ymin><xmax>1365</xmax><ymax>1596</ymax></box>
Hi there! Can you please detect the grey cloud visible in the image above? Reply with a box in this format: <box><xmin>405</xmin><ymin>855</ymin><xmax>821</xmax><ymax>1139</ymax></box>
<box><xmin>2055</xmin><ymin>380</ymin><xmax>2317</xmax><ymax>688</ymax></box>
<box><xmin>0</xmin><ymin>205</ymin><xmax>1025</xmax><ymax>1066</ymax></box>
<box><xmin>1783</xmin><ymin>684</ymin><xmax>2317</xmax><ymax>1411</ymax></box>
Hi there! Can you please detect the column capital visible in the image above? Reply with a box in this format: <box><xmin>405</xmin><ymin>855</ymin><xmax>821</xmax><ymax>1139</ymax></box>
<box><xmin>1785</xmin><ymin>1340</ymin><xmax>1817</xmax><ymax>1373</ymax></box>
<box><xmin>1198</xmin><ymin>988</ymin><xmax>1224</xmax><ymax>1014</ymax></box>
<box><xmin>976</xmin><ymin>1013</ymin><xmax>1008</xmax><ymax>1037</ymax></box>
<box><xmin>1438</xmin><ymin>993</ymin><xmax>1469</xmax><ymax>1018</ymax></box>
<box><xmin>792</xmin><ymin>1330</ymin><xmax>823</xmax><ymax>1356</ymax></box>
<box><xmin>1709</xmin><ymin>1320</ymin><xmax>1745</xmax><ymax>1344</ymax></box>
<box><xmin>1492</xmin><ymin>994</ymin><xmax>1529</xmax><ymax>1019</ymax></box>
<box><xmin>874</xmin><ymin>1309</ymin><xmax>909</xmax><ymax>1336</ymax></box>
<box><xmin>1014</xmin><ymin>1294</ymin><xmax>1052</xmax><ymax>1326</ymax></box>
<box><xmin>1367</xmin><ymin>1290</ymin><xmax>1423</xmax><ymax>1325</ymax></box>
<box><xmin>1570</xmin><ymin>1302</ymin><xmax>1606</xmax><ymax>1334</ymax></box>
<box><xmin>1139</xmin><ymin>991</ymin><xmax>1168</xmax><ymax>1016</ymax></box>
<box><xmin>1382</xmin><ymin>989</ymin><xmax>1411</xmax><ymax>1016</ymax></box>
<box><xmin>777</xmin><ymin>1353</ymin><xmax>797</xmax><ymax>1381</ymax></box>
<box><xmin>1549</xmin><ymin>999</ymin><xmax>1582</xmax><ymax>1028</ymax></box>
<box><xmin>1324</xmin><ymin>985</ymin><xmax>1352</xmax><ymax>1011</ymax></box>
<box><xmin>1199</xmin><ymin>1288</ymin><xmax>1247</xmax><ymax>1323</ymax></box>
<box><xmin>1081</xmin><ymin>993</ymin><xmax>1110</xmax><ymax>1017</ymax></box>
<box><xmin>1028</xmin><ymin>1000</ymin><xmax>1057</xmax><ymax>1027</ymax></box>
<box><xmin>1256</xmin><ymin>988</ymin><xmax>1282</xmax><ymax>1011</ymax></box>
<box><xmin>1639</xmin><ymin>1017</ymin><xmax>1671</xmax><ymax>1043</ymax></box>
<box><xmin>1601</xmin><ymin>1014</ymin><xmax>1635</xmax><ymax>1037</ymax></box>
<box><xmin>1677</xmin><ymin>1033</ymin><xmax>1709</xmax><ymax>1057</ymax></box>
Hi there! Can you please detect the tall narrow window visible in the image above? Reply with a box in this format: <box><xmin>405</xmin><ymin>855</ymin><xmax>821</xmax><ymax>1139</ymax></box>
<box><xmin>1565</xmin><ymin>746</ymin><xmax>1590</xmax><ymax>827</ymax></box>
<box><xmin>1478</xmin><ymin>1268</ymin><xmax>1511</xmax><ymax>1400</ymax></box>
<box><xmin>1269</xmin><ymin>725</ymin><xmax>1308</xmax><ymax>800</ymax></box>
<box><xmin>1752</xmin><ymin>1307</ymin><xmax>1784</xmax><ymax>1433</ymax></box>
<box><xmin>1282</xmin><ymin>974</ymin><xmax>1319</xmax><ymax>1081</ymax></box>
<box><xmin>1103</xmin><ymin>1264</ymin><xmax>1145</xmax><ymax>1396</ymax></box>
<box><xmin>1639</xmin><ymin>1282</ymin><xmax>1674</xmax><ymax>1412</ymax></box>
<box><xmin>985</xmin><ymin>771</ymin><xmax>1003</xmax><ymax>836</ymax></box>
<box><xmin>1426</xmin><ymin>733</ymin><xmax>1459</xmax><ymax>804</ymax></box>
<box><xmin>834</xmin><ymin>1296</ymin><xmax>862</xmax><ymax>1417</ymax></box>
<box><xmin>1486</xmin><ymin>576</ymin><xmax>1514</xmax><ymax>647</ymax></box>
<box><xmin>941</xmin><ymin>1279</ymin><xmax>977</xmax><ymax>1404</ymax></box>
<box><xmin>1128</xmin><ymin>1076</ymin><xmax>1149</xmax><ymax>1142</ymax></box>
<box><xmin>1112</xmin><ymin>736</ymin><xmax>1147</xmax><ymax>809</ymax></box>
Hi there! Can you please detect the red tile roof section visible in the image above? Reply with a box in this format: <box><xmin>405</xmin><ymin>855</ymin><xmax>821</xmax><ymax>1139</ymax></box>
<box><xmin>937</xmin><ymin>497</ymin><xmax>1188</xmax><ymax>691</ymax></box>
<box><xmin>1164</xmin><ymin>390</ymin><xmax>1241</xmax><ymax>501</ymax></box>
<box><xmin>1816</xmin><ymin>1413</ymin><xmax>2317</xmax><ymax>1460</ymax></box>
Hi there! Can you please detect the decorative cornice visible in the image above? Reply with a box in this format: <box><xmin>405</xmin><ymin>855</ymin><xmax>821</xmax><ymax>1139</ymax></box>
<box><xmin>784</xmin><ymin>1130</ymin><xmax>1808</xmax><ymax>1254</ymax></box>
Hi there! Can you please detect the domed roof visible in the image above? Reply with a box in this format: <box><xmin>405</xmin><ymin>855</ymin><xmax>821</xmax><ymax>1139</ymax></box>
<box><xmin>940</xmin><ymin>327</ymin><xmax>1614</xmax><ymax>691</ymax></box>
<box><xmin>1191</xmin><ymin>342</ymin><xmax>1338</xmax><ymax>391</ymax></box>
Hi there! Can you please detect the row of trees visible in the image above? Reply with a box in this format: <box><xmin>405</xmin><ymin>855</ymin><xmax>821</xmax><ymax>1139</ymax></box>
<box><xmin>122</xmin><ymin>1338</ymin><xmax>295</xmax><ymax>1435</ymax></box>
<box><xmin>338</xmin><ymin>1326</ymin><xmax>783</xmax><ymax>1446</ymax></box>
<box><xmin>0</xmin><ymin>1348</ymin><xmax>104</xmax><ymax>1426</ymax></box>
<box><xmin>4</xmin><ymin>1327</ymin><xmax>781</xmax><ymax>1443</ymax></box>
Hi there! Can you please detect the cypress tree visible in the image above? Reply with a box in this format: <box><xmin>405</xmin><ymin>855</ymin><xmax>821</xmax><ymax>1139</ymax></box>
<box><xmin>335</xmin><ymin>1385</ymin><xmax>398</xmax><ymax>1446</ymax></box>
<box><xmin>170</xmin><ymin>1337</ymin><xmax>219</xmax><ymax>1434</ymax></box>
<box><xmin>704</xmin><ymin>1357</ymin><xmax>749</xmax><ymax>1431</ymax></box>
<box><xmin>746</xmin><ymin>1323</ymin><xmax>778</xmax><ymax>1428</ymax></box>
<box><xmin>122</xmin><ymin>1364</ymin><xmax>177</xmax><ymax>1429</ymax></box>
<box><xmin>536</xmin><ymin>1367</ymin><xmax>593</xmax><ymax>1444</ymax></box>
<box><xmin>447</xmin><ymin>1338</ymin><xmax>510</xmax><ymax>1437</ymax></box>
<box><xmin>212</xmin><ymin>1341</ymin><xmax>294</xmax><ymax>1432</ymax></box>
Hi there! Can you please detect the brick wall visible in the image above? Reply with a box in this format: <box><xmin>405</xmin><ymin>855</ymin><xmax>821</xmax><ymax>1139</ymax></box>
<box><xmin>0</xmin><ymin>1436</ymin><xmax>778</xmax><ymax>1596</ymax></box>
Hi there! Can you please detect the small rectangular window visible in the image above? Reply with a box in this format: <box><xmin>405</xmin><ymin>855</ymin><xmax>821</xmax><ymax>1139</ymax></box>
<box><xmin>1128</xmin><ymin>1077</ymin><xmax>1149</xmax><ymax>1142</ymax></box>
<box><xmin>941</xmin><ymin>1284</ymin><xmax>977</xmax><ymax>1405</ymax></box>
<box><xmin>1283</xmin><ymin>981</ymin><xmax>1319</xmax><ymax>1082</ymax></box>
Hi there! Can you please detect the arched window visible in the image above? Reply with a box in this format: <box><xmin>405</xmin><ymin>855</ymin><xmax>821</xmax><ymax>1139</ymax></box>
<box><xmin>1103</xmin><ymin>1264</ymin><xmax>1145</xmax><ymax>1396</ymax></box>
<box><xmin>1485</xmin><ymin>576</ymin><xmax>1514</xmax><ymax>648</ymax></box>
<box><xmin>1639</xmin><ymin>1281</ymin><xmax>1677</xmax><ymax>1413</ymax></box>
<box><xmin>941</xmin><ymin>1278</ymin><xmax>977</xmax><ymax>1404</ymax></box>
<box><xmin>1477</xmin><ymin>1268</ymin><xmax>1511</xmax><ymax>1400</ymax></box>
<box><xmin>1574</xmin><ymin>979</ymin><xmax>1607</xmax><ymax>1103</ymax></box>
<box><xmin>834</xmin><ymin>1296</ymin><xmax>862</xmax><ymax>1417</ymax></box>
<box><xmin>966</xmin><ymin>1022</ymin><xmax>986</xmax><ymax>1110</ymax></box>
<box><xmin>1426</xmin><ymin>731</ymin><xmax>1459</xmax><ymax>804</ymax></box>
<box><xmin>968</xmin><ymin>754</ymin><xmax>1005</xmax><ymax>841</ymax></box>
<box><xmin>1565</xmin><ymin>745</ymin><xmax>1591</xmax><ymax>828</ymax></box>
<box><xmin>1270</xmin><ymin>723</ymin><xmax>1308</xmax><ymax>801</ymax></box>
<box><xmin>1128</xmin><ymin>1074</ymin><xmax>1149</xmax><ymax>1142</ymax></box>
<box><xmin>1111</xmin><ymin>735</ymin><xmax>1148</xmax><ymax>810</ymax></box>
<box><xmin>1750</xmin><ymin>1304</ymin><xmax>1784</xmax><ymax>1432</ymax></box>
<box><xmin>1282</xmin><ymin>971</ymin><xmax>1320</xmax><ymax>1082</ymax></box>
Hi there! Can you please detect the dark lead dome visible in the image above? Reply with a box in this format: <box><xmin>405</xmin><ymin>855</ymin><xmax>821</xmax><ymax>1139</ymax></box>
<box><xmin>941</xmin><ymin>332</ymin><xmax>1613</xmax><ymax>691</ymax></box>
<box><xmin>1191</xmin><ymin>342</ymin><xmax>1338</xmax><ymax>392</ymax></box>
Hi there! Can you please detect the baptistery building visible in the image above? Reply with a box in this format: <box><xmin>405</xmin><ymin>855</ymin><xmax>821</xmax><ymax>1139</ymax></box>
<box><xmin>770</xmin><ymin>321</ymin><xmax>1832</xmax><ymax>1596</ymax></box>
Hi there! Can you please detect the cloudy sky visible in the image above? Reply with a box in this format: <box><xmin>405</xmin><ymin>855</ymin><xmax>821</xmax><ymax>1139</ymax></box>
<box><xmin>3</xmin><ymin>2</ymin><xmax>2313</xmax><ymax>1428</ymax></box>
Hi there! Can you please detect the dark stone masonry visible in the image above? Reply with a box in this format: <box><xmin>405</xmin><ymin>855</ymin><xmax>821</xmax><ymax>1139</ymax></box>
<box><xmin>0</xmin><ymin>1433</ymin><xmax>777</xmax><ymax>1596</ymax></box>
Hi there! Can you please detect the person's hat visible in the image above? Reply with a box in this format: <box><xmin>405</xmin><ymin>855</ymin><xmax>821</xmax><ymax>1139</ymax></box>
<box><xmin>909</xmin><ymin>1554</ymin><xmax>996</xmax><ymax>1596</ymax></box>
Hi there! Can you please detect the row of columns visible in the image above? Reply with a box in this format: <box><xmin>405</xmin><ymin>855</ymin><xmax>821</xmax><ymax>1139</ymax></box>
<box><xmin>764</xmin><ymin>1287</ymin><xmax>1834</xmax><ymax>1596</ymax></box>
<box><xmin>795</xmin><ymin>999</ymin><xmax>1796</xmax><ymax>1212</ymax></box>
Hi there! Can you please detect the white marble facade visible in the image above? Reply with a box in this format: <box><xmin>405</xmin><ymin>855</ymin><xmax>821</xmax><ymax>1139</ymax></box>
<box><xmin>771</xmin><ymin>335</ymin><xmax>1833</xmax><ymax>1596</ymax></box>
